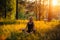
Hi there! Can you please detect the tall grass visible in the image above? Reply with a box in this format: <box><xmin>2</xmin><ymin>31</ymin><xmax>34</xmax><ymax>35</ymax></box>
<box><xmin>0</xmin><ymin>20</ymin><xmax>60</xmax><ymax>40</ymax></box>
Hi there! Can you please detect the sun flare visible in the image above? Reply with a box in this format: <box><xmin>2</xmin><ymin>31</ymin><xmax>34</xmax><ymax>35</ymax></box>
<box><xmin>27</xmin><ymin>0</ymin><xmax>35</xmax><ymax>2</ymax></box>
<box><xmin>52</xmin><ymin>0</ymin><xmax>58</xmax><ymax>6</ymax></box>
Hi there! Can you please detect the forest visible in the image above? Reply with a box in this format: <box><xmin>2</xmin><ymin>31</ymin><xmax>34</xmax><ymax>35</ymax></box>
<box><xmin>0</xmin><ymin>0</ymin><xmax>60</xmax><ymax>40</ymax></box>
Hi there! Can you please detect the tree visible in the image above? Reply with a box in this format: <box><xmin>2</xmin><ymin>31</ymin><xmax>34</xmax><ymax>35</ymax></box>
<box><xmin>0</xmin><ymin>0</ymin><xmax>16</xmax><ymax>20</ymax></box>
<box><xmin>0</xmin><ymin>0</ymin><xmax>6</xmax><ymax>19</ymax></box>
<box><xmin>48</xmin><ymin>0</ymin><xmax>52</xmax><ymax>21</ymax></box>
<box><xmin>6</xmin><ymin>0</ymin><xmax>16</xmax><ymax>20</ymax></box>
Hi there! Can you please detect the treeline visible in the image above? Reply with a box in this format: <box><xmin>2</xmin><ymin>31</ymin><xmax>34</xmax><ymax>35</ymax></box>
<box><xmin>0</xmin><ymin>0</ymin><xmax>16</xmax><ymax>20</ymax></box>
<box><xmin>0</xmin><ymin>0</ymin><xmax>32</xmax><ymax>20</ymax></box>
<box><xmin>0</xmin><ymin>0</ymin><xmax>53</xmax><ymax>21</ymax></box>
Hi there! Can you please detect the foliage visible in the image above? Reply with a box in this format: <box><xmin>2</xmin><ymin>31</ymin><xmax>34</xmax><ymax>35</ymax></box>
<box><xmin>18</xmin><ymin>0</ymin><xmax>26</xmax><ymax>19</ymax></box>
<box><xmin>0</xmin><ymin>0</ymin><xmax>16</xmax><ymax>20</ymax></box>
<box><xmin>6</xmin><ymin>0</ymin><xmax>16</xmax><ymax>20</ymax></box>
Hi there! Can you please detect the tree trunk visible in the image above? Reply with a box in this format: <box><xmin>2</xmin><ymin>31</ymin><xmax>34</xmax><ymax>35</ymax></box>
<box><xmin>16</xmin><ymin>0</ymin><xmax>18</xmax><ymax>19</ymax></box>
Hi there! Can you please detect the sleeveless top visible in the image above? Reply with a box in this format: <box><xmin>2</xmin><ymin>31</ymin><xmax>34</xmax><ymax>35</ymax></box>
<box><xmin>27</xmin><ymin>22</ymin><xmax>34</xmax><ymax>29</ymax></box>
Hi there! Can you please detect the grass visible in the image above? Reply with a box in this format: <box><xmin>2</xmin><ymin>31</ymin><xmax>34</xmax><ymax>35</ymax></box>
<box><xmin>0</xmin><ymin>20</ymin><xmax>20</xmax><ymax>25</ymax></box>
<box><xmin>0</xmin><ymin>20</ymin><xmax>60</xmax><ymax>40</ymax></box>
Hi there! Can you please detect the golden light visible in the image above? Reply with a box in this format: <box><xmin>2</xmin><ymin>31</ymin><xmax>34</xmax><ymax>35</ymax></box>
<box><xmin>52</xmin><ymin>0</ymin><xmax>58</xmax><ymax>6</ymax></box>
<box><xmin>27</xmin><ymin>0</ymin><xmax>35</xmax><ymax>2</ymax></box>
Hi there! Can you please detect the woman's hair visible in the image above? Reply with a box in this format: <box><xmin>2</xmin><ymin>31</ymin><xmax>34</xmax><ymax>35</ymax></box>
<box><xmin>29</xmin><ymin>16</ymin><xmax>33</xmax><ymax>20</ymax></box>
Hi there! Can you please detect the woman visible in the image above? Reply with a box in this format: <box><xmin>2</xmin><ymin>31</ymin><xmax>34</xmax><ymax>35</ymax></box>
<box><xmin>27</xmin><ymin>17</ymin><xmax>35</xmax><ymax>33</ymax></box>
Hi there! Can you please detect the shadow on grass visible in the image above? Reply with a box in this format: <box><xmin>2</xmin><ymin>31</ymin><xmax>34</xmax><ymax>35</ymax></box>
<box><xmin>0</xmin><ymin>21</ymin><xmax>20</xmax><ymax>25</ymax></box>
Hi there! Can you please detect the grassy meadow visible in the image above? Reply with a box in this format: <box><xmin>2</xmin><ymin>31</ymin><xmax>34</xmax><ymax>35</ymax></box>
<box><xmin>0</xmin><ymin>20</ymin><xmax>60</xmax><ymax>40</ymax></box>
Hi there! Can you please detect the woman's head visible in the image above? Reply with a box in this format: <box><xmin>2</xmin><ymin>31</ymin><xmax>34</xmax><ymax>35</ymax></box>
<box><xmin>29</xmin><ymin>16</ymin><xmax>33</xmax><ymax>22</ymax></box>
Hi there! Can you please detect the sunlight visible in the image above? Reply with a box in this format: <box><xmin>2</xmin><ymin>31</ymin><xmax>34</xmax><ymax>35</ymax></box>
<box><xmin>52</xmin><ymin>0</ymin><xmax>58</xmax><ymax>6</ymax></box>
<box><xmin>27</xmin><ymin>0</ymin><xmax>35</xmax><ymax>2</ymax></box>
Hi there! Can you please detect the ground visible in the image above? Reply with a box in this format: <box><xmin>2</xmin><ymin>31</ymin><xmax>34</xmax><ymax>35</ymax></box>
<box><xmin>0</xmin><ymin>20</ymin><xmax>60</xmax><ymax>40</ymax></box>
